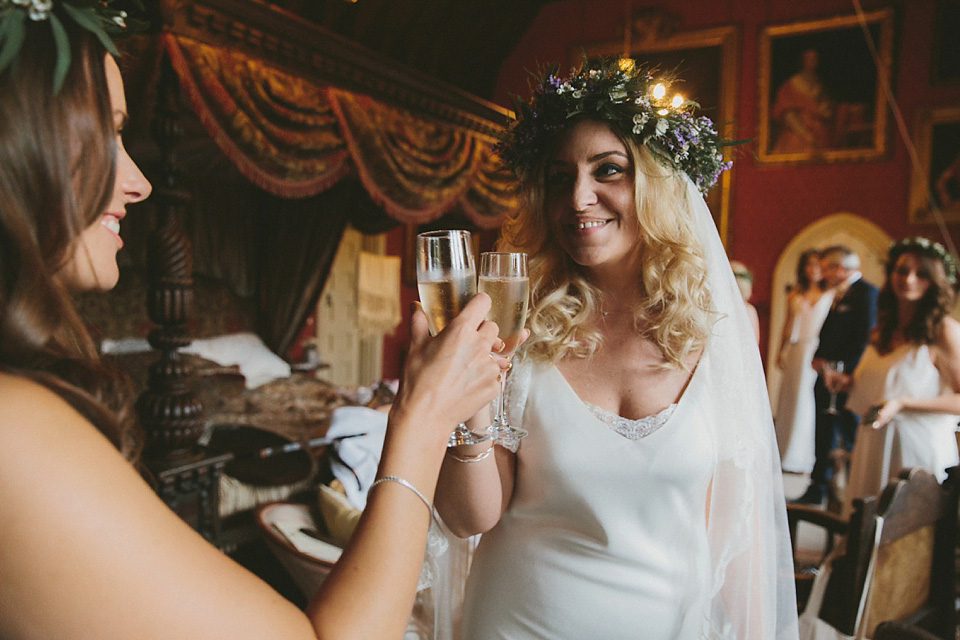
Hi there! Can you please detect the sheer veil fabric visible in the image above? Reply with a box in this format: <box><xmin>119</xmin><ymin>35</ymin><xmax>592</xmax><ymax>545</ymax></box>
<box><xmin>427</xmin><ymin>176</ymin><xmax>799</xmax><ymax>639</ymax></box>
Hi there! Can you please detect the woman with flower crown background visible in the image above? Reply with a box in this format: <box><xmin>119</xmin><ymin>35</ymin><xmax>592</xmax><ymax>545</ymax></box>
<box><xmin>434</xmin><ymin>58</ymin><xmax>798</xmax><ymax>639</ymax></box>
<box><xmin>824</xmin><ymin>237</ymin><xmax>960</xmax><ymax>518</ymax></box>
<box><xmin>0</xmin><ymin>2</ymin><xmax>508</xmax><ymax>638</ymax></box>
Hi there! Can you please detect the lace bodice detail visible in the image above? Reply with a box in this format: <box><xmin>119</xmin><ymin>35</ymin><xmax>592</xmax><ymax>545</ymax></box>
<box><xmin>584</xmin><ymin>402</ymin><xmax>677</xmax><ymax>440</ymax></box>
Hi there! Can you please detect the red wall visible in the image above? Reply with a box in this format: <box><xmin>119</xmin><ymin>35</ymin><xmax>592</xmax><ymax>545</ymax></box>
<box><xmin>382</xmin><ymin>0</ymin><xmax>960</xmax><ymax>377</ymax></box>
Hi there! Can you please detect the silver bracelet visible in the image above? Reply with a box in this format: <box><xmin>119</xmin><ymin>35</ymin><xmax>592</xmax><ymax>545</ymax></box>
<box><xmin>369</xmin><ymin>476</ymin><xmax>436</xmax><ymax>524</ymax></box>
<box><xmin>446</xmin><ymin>445</ymin><xmax>494</xmax><ymax>463</ymax></box>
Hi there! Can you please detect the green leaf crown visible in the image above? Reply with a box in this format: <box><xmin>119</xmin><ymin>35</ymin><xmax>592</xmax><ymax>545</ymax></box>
<box><xmin>0</xmin><ymin>0</ymin><xmax>142</xmax><ymax>94</ymax></box>
<box><xmin>888</xmin><ymin>236</ymin><xmax>960</xmax><ymax>286</ymax></box>
<box><xmin>495</xmin><ymin>57</ymin><xmax>738</xmax><ymax>193</ymax></box>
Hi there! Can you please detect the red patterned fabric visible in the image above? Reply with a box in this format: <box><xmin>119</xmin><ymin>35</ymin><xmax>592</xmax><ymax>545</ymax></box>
<box><xmin>163</xmin><ymin>35</ymin><xmax>516</xmax><ymax>226</ymax></box>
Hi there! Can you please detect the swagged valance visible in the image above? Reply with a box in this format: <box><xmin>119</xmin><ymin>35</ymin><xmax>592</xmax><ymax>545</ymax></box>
<box><xmin>164</xmin><ymin>34</ymin><xmax>518</xmax><ymax>228</ymax></box>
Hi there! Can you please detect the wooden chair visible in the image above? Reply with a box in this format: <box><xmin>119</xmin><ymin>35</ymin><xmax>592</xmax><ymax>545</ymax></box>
<box><xmin>791</xmin><ymin>466</ymin><xmax>960</xmax><ymax>639</ymax></box>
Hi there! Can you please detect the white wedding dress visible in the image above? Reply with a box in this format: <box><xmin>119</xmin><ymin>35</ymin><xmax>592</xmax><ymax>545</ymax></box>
<box><xmin>460</xmin><ymin>359</ymin><xmax>714</xmax><ymax>639</ymax></box>
<box><xmin>775</xmin><ymin>291</ymin><xmax>832</xmax><ymax>473</ymax></box>
<box><xmin>843</xmin><ymin>343</ymin><xmax>960</xmax><ymax>517</ymax></box>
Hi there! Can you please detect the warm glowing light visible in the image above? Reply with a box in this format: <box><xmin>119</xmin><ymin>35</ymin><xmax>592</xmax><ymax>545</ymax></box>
<box><xmin>657</xmin><ymin>108</ymin><xmax>669</xmax><ymax>116</ymax></box>
<box><xmin>618</xmin><ymin>57</ymin><xmax>635</xmax><ymax>72</ymax></box>
<box><xmin>671</xmin><ymin>94</ymin><xmax>684</xmax><ymax>108</ymax></box>
<box><xmin>652</xmin><ymin>83</ymin><xmax>666</xmax><ymax>100</ymax></box>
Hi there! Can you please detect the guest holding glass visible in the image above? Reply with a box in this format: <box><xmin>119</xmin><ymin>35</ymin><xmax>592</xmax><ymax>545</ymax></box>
<box><xmin>795</xmin><ymin>246</ymin><xmax>878</xmax><ymax>506</ymax></box>
<box><xmin>434</xmin><ymin>58</ymin><xmax>798</xmax><ymax>639</ymax></box>
<box><xmin>0</xmin><ymin>4</ymin><xmax>506</xmax><ymax>639</ymax></box>
<box><xmin>826</xmin><ymin>237</ymin><xmax>960</xmax><ymax>517</ymax></box>
<box><xmin>775</xmin><ymin>249</ymin><xmax>831</xmax><ymax>474</ymax></box>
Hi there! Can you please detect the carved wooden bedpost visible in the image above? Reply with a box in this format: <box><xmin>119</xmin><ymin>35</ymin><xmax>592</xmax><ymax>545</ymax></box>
<box><xmin>137</xmin><ymin>50</ymin><xmax>229</xmax><ymax>543</ymax></box>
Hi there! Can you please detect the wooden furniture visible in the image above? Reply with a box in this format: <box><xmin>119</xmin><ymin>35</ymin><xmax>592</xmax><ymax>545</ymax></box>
<box><xmin>787</xmin><ymin>500</ymin><xmax>858</xmax><ymax>612</ymax></box>
<box><xmin>791</xmin><ymin>466</ymin><xmax>959</xmax><ymax>639</ymax></box>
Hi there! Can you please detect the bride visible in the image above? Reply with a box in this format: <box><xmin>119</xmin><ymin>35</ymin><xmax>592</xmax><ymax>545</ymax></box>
<box><xmin>434</xmin><ymin>58</ymin><xmax>798</xmax><ymax>639</ymax></box>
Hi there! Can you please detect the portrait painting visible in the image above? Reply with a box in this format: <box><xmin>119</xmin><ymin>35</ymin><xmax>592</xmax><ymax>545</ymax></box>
<box><xmin>933</xmin><ymin>0</ymin><xmax>960</xmax><ymax>84</ymax></box>
<box><xmin>580</xmin><ymin>17</ymin><xmax>738</xmax><ymax>244</ymax></box>
<box><xmin>909</xmin><ymin>107</ymin><xmax>960</xmax><ymax>224</ymax></box>
<box><xmin>758</xmin><ymin>8</ymin><xmax>894</xmax><ymax>165</ymax></box>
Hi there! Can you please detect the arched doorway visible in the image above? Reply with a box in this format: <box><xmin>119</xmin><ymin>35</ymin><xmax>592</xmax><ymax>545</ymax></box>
<box><xmin>765</xmin><ymin>213</ymin><xmax>891</xmax><ymax>410</ymax></box>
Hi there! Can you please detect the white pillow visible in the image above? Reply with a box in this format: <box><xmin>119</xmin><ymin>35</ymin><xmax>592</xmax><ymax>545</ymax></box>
<box><xmin>180</xmin><ymin>332</ymin><xmax>291</xmax><ymax>388</ymax></box>
<box><xmin>100</xmin><ymin>337</ymin><xmax>152</xmax><ymax>354</ymax></box>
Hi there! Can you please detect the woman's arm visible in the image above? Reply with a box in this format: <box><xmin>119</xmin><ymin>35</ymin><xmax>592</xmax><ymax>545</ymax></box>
<box><xmin>435</xmin><ymin>441</ymin><xmax>516</xmax><ymax>537</ymax></box>
<box><xmin>871</xmin><ymin>318</ymin><xmax>960</xmax><ymax>427</ymax></box>
<box><xmin>307</xmin><ymin>294</ymin><xmax>504</xmax><ymax>637</ymax></box>
<box><xmin>777</xmin><ymin>292</ymin><xmax>799</xmax><ymax>369</ymax></box>
<box><xmin>0</xmin><ymin>294</ymin><xmax>503</xmax><ymax>640</ymax></box>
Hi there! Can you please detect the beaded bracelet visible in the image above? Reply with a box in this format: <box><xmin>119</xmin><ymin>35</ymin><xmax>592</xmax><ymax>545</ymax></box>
<box><xmin>446</xmin><ymin>444</ymin><xmax>494</xmax><ymax>463</ymax></box>
<box><xmin>369</xmin><ymin>476</ymin><xmax>437</xmax><ymax>525</ymax></box>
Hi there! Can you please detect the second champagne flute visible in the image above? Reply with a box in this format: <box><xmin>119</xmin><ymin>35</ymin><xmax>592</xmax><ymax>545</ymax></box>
<box><xmin>416</xmin><ymin>229</ymin><xmax>491</xmax><ymax>446</ymax></box>
<box><xmin>479</xmin><ymin>251</ymin><xmax>530</xmax><ymax>442</ymax></box>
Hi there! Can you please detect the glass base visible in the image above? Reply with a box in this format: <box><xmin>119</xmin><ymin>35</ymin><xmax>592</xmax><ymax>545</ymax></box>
<box><xmin>487</xmin><ymin>422</ymin><xmax>529</xmax><ymax>443</ymax></box>
<box><xmin>447</xmin><ymin>424</ymin><xmax>492</xmax><ymax>447</ymax></box>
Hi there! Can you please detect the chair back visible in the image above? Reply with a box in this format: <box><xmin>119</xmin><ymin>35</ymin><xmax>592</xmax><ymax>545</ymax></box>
<box><xmin>820</xmin><ymin>466</ymin><xmax>959</xmax><ymax>639</ymax></box>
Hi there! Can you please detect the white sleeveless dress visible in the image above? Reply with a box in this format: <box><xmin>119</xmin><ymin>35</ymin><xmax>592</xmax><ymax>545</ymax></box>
<box><xmin>843</xmin><ymin>344</ymin><xmax>960</xmax><ymax>517</ymax></box>
<box><xmin>775</xmin><ymin>291</ymin><xmax>832</xmax><ymax>473</ymax></box>
<box><xmin>460</xmin><ymin>359</ymin><xmax>715</xmax><ymax>640</ymax></box>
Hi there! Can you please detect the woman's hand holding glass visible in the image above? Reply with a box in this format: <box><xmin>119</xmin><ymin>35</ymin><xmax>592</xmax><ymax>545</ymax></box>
<box><xmin>395</xmin><ymin>293</ymin><xmax>505</xmax><ymax>444</ymax></box>
<box><xmin>479</xmin><ymin>251</ymin><xmax>530</xmax><ymax>443</ymax></box>
<box><xmin>416</xmin><ymin>230</ymin><xmax>494</xmax><ymax>446</ymax></box>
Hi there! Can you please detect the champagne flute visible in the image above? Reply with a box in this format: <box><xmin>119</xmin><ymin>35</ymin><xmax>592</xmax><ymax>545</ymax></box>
<box><xmin>824</xmin><ymin>360</ymin><xmax>844</xmax><ymax>415</ymax></box>
<box><xmin>416</xmin><ymin>230</ymin><xmax>491</xmax><ymax>447</ymax></box>
<box><xmin>479</xmin><ymin>252</ymin><xmax>530</xmax><ymax>442</ymax></box>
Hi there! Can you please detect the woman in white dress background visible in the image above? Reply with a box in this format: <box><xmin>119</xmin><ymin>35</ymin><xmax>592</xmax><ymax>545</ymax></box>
<box><xmin>775</xmin><ymin>249</ymin><xmax>831</xmax><ymax>473</ymax></box>
<box><xmin>434</xmin><ymin>59</ymin><xmax>798</xmax><ymax>639</ymax></box>
<box><xmin>828</xmin><ymin>237</ymin><xmax>960</xmax><ymax>517</ymax></box>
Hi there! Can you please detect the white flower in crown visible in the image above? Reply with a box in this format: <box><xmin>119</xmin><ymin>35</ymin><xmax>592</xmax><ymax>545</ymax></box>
<box><xmin>655</xmin><ymin>118</ymin><xmax>669</xmax><ymax>137</ymax></box>
<box><xmin>7</xmin><ymin>0</ymin><xmax>53</xmax><ymax>20</ymax></box>
<box><xmin>609</xmin><ymin>88</ymin><xmax>628</xmax><ymax>102</ymax></box>
<box><xmin>631</xmin><ymin>112</ymin><xmax>650</xmax><ymax>134</ymax></box>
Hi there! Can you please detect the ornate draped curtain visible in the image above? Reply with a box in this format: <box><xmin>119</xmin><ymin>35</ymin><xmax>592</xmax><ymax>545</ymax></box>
<box><xmin>147</xmin><ymin>33</ymin><xmax>516</xmax><ymax>353</ymax></box>
<box><xmin>148</xmin><ymin>34</ymin><xmax>517</xmax><ymax>355</ymax></box>
<box><xmin>164</xmin><ymin>34</ymin><xmax>517</xmax><ymax>227</ymax></box>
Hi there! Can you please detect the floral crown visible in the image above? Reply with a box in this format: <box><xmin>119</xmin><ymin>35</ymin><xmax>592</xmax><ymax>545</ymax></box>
<box><xmin>0</xmin><ymin>0</ymin><xmax>143</xmax><ymax>94</ymax></box>
<box><xmin>888</xmin><ymin>236</ymin><xmax>960</xmax><ymax>286</ymax></box>
<box><xmin>495</xmin><ymin>57</ymin><xmax>738</xmax><ymax>193</ymax></box>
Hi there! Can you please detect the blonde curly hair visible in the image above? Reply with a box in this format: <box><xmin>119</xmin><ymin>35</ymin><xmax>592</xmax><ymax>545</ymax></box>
<box><xmin>500</xmin><ymin>123</ymin><xmax>713</xmax><ymax>368</ymax></box>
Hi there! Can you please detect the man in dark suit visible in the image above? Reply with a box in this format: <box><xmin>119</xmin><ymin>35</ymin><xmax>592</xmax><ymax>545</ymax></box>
<box><xmin>794</xmin><ymin>245</ymin><xmax>878</xmax><ymax>505</ymax></box>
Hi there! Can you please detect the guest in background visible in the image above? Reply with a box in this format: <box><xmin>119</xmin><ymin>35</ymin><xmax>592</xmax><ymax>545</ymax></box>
<box><xmin>829</xmin><ymin>237</ymin><xmax>960</xmax><ymax>517</ymax></box>
<box><xmin>794</xmin><ymin>246</ymin><xmax>878</xmax><ymax>505</ymax></box>
<box><xmin>0</xmin><ymin>5</ymin><xmax>505</xmax><ymax>639</ymax></box>
<box><xmin>731</xmin><ymin>259</ymin><xmax>762</xmax><ymax>344</ymax></box>
<box><xmin>435</xmin><ymin>58</ymin><xmax>798</xmax><ymax>639</ymax></box>
<box><xmin>775</xmin><ymin>249</ymin><xmax>831</xmax><ymax>474</ymax></box>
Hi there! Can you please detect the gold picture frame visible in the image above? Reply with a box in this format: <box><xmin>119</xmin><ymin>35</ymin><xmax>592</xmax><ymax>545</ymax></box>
<box><xmin>909</xmin><ymin>106</ymin><xmax>960</xmax><ymax>224</ymax></box>
<box><xmin>758</xmin><ymin>8</ymin><xmax>895</xmax><ymax>165</ymax></box>
<box><xmin>579</xmin><ymin>17</ymin><xmax>739</xmax><ymax>246</ymax></box>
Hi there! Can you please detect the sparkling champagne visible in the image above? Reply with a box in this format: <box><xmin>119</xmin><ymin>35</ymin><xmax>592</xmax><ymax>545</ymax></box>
<box><xmin>418</xmin><ymin>271</ymin><xmax>477</xmax><ymax>335</ymax></box>
<box><xmin>479</xmin><ymin>275</ymin><xmax>529</xmax><ymax>356</ymax></box>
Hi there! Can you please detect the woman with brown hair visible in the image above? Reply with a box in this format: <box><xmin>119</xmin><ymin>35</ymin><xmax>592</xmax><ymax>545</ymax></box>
<box><xmin>830</xmin><ymin>237</ymin><xmax>960</xmax><ymax>516</ymax></box>
<box><xmin>0</xmin><ymin>3</ymin><xmax>504</xmax><ymax>638</ymax></box>
<box><xmin>775</xmin><ymin>248</ymin><xmax>830</xmax><ymax>473</ymax></box>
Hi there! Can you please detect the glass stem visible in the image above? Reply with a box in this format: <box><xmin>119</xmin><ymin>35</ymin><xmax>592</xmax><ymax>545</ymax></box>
<box><xmin>495</xmin><ymin>358</ymin><xmax>510</xmax><ymax>424</ymax></box>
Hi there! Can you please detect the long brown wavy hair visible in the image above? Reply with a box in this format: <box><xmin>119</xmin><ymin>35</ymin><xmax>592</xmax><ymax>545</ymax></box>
<box><xmin>0</xmin><ymin>19</ymin><xmax>141</xmax><ymax>459</ymax></box>
<box><xmin>874</xmin><ymin>246</ymin><xmax>958</xmax><ymax>354</ymax></box>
